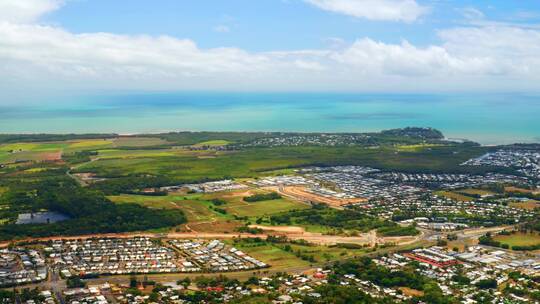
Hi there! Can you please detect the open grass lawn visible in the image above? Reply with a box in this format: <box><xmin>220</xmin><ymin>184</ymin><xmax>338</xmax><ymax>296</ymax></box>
<box><xmin>288</xmin><ymin>243</ymin><xmax>366</xmax><ymax>262</ymax></box>
<box><xmin>225</xmin><ymin>198</ymin><xmax>309</xmax><ymax>217</ymax></box>
<box><xmin>435</xmin><ymin>190</ymin><xmax>474</xmax><ymax>202</ymax></box>
<box><xmin>494</xmin><ymin>232</ymin><xmax>540</xmax><ymax>247</ymax></box>
<box><xmin>229</xmin><ymin>242</ymin><xmax>311</xmax><ymax>270</ymax></box>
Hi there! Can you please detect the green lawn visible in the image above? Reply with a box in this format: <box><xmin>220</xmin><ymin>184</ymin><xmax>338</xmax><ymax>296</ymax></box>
<box><xmin>225</xmin><ymin>198</ymin><xmax>309</xmax><ymax>217</ymax></box>
<box><xmin>230</xmin><ymin>242</ymin><xmax>311</xmax><ymax>269</ymax></box>
<box><xmin>494</xmin><ymin>232</ymin><xmax>540</xmax><ymax>247</ymax></box>
<box><xmin>228</xmin><ymin>239</ymin><xmax>367</xmax><ymax>270</ymax></box>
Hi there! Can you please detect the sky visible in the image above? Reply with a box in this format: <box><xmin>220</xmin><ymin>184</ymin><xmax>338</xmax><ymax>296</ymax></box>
<box><xmin>2</xmin><ymin>0</ymin><xmax>540</xmax><ymax>104</ymax></box>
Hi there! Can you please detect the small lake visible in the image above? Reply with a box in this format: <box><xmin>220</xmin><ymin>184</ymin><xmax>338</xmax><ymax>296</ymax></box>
<box><xmin>16</xmin><ymin>211</ymin><xmax>71</xmax><ymax>225</ymax></box>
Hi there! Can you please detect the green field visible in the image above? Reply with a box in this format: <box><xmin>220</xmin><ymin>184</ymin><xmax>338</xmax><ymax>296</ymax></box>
<box><xmin>75</xmin><ymin>145</ymin><xmax>488</xmax><ymax>181</ymax></box>
<box><xmin>96</xmin><ymin>148</ymin><xmax>217</xmax><ymax>160</ymax></box>
<box><xmin>194</xmin><ymin>140</ymin><xmax>231</xmax><ymax>146</ymax></box>
<box><xmin>494</xmin><ymin>232</ymin><xmax>540</xmax><ymax>247</ymax></box>
<box><xmin>109</xmin><ymin>194</ymin><xmax>222</xmax><ymax>222</ymax></box>
<box><xmin>228</xmin><ymin>239</ymin><xmax>367</xmax><ymax>270</ymax></box>
<box><xmin>109</xmin><ymin>191</ymin><xmax>309</xmax><ymax>222</ymax></box>
<box><xmin>435</xmin><ymin>190</ymin><xmax>474</xmax><ymax>202</ymax></box>
<box><xmin>224</xmin><ymin>198</ymin><xmax>308</xmax><ymax>217</ymax></box>
<box><xmin>112</xmin><ymin>137</ymin><xmax>171</xmax><ymax>147</ymax></box>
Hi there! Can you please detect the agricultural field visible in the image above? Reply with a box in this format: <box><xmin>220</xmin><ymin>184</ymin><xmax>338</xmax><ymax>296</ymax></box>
<box><xmin>493</xmin><ymin>232</ymin><xmax>540</xmax><ymax>247</ymax></box>
<box><xmin>96</xmin><ymin>148</ymin><xmax>220</xmax><ymax>160</ymax></box>
<box><xmin>0</xmin><ymin>137</ymin><xmax>180</xmax><ymax>164</ymax></box>
<box><xmin>112</xmin><ymin>136</ymin><xmax>171</xmax><ymax>147</ymax></box>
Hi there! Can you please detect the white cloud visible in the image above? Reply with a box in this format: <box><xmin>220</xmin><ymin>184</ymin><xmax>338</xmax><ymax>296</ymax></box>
<box><xmin>458</xmin><ymin>7</ymin><xmax>485</xmax><ymax>20</ymax></box>
<box><xmin>303</xmin><ymin>0</ymin><xmax>428</xmax><ymax>22</ymax></box>
<box><xmin>1</xmin><ymin>0</ymin><xmax>540</xmax><ymax>96</ymax></box>
<box><xmin>0</xmin><ymin>0</ymin><xmax>63</xmax><ymax>23</ymax></box>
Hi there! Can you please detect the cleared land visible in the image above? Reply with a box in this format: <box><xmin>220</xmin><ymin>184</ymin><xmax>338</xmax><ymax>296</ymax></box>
<box><xmin>279</xmin><ymin>185</ymin><xmax>366</xmax><ymax>207</ymax></box>
<box><xmin>505</xmin><ymin>186</ymin><xmax>540</xmax><ymax>195</ymax></box>
<box><xmin>509</xmin><ymin>200</ymin><xmax>540</xmax><ymax>210</ymax></box>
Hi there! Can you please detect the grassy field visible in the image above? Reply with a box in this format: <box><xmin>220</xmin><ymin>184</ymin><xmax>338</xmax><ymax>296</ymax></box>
<box><xmin>493</xmin><ymin>232</ymin><xmax>540</xmax><ymax>247</ymax></box>
<box><xmin>225</xmin><ymin>198</ymin><xmax>308</xmax><ymax>217</ymax></box>
<box><xmin>228</xmin><ymin>239</ymin><xmax>367</xmax><ymax>270</ymax></box>
<box><xmin>0</xmin><ymin>137</ymin><xmax>179</xmax><ymax>164</ymax></box>
<box><xmin>231</xmin><ymin>242</ymin><xmax>311</xmax><ymax>269</ymax></box>
<box><xmin>435</xmin><ymin>191</ymin><xmax>474</xmax><ymax>202</ymax></box>
<box><xmin>459</xmin><ymin>188</ymin><xmax>495</xmax><ymax>196</ymax></box>
<box><xmin>202</xmin><ymin>189</ymin><xmax>309</xmax><ymax>218</ymax></box>
<box><xmin>112</xmin><ymin>137</ymin><xmax>171</xmax><ymax>147</ymax></box>
<box><xmin>96</xmin><ymin>148</ymin><xmax>218</xmax><ymax>160</ymax></box>
<box><xmin>75</xmin><ymin>145</ymin><xmax>488</xmax><ymax>180</ymax></box>
<box><xmin>396</xmin><ymin>143</ymin><xmax>446</xmax><ymax>152</ymax></box>
<box><xmin>509</xmin><ymin>200</ymin><xmax>540</xmax><ymax>210</ymax></box>
<box><xmin>108</xmin><ymin>194</ymin><xmax>221</xmax><ymax>222</ymax></box>
<box><xmin>193</xmin><ymin>140</ymin><xmax>231</xmax><ymax>146</ymax></box>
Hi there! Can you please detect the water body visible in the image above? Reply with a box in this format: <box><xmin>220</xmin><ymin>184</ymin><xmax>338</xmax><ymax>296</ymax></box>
<box><xmin>1</xmin><ymin>93</ymin><xmax>539</xmax><ymax>145</ymax></box>
<box><xmin>16</xmin><ymin>211</ymin><xmax>70</xmax><ymax>225</ymax></box>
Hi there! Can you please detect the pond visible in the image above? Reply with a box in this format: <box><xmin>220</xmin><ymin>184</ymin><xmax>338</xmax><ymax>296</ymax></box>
<box><xmin>16</xmin><ymin>211</ymin><xmax>71</xmax><ymax>225</ymax></box>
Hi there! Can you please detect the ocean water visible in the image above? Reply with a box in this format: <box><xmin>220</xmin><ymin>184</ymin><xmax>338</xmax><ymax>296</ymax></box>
<box><xmin>1</xmin><ymin>92</ymin><xmax>539</xmax><ymax>145</ymax></box>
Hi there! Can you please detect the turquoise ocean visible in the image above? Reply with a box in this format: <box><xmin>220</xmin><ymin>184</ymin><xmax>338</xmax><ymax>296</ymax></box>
<box><xmin>1</xmin><ymin>93</ymin><xmax>539</xmax><ymax>145</ymax></box>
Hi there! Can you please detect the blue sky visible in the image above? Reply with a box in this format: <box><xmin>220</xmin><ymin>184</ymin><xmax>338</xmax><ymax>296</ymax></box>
<box><xmin>45</xmin><ymin>0</ymin><xmax>540</xmax><ymax>50</ymax></box>
<box><xmin>1</xmin><ymin>0</ymin><xmax>540</xmax><ymax>103</ymax></box>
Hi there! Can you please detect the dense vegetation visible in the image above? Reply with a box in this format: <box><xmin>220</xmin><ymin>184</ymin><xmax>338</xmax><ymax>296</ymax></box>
<box><xmin>0</xmin><ymin>133</ymin><xmax>116</xmax><ymax>144</ymax></box>
<box><xmin>243</xmin><ymin>192</ymin><xmax>281</xmax><ymax>202</ymax></box>
<box><xmin>270</xmin><ymin>204</ymin><xmax>419</xmax><ymax>236</ymax></box>
<box><xmin>0</xmin><ymin>176</ymin><xmax>186</xmax><ymax>240</ymax></box>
